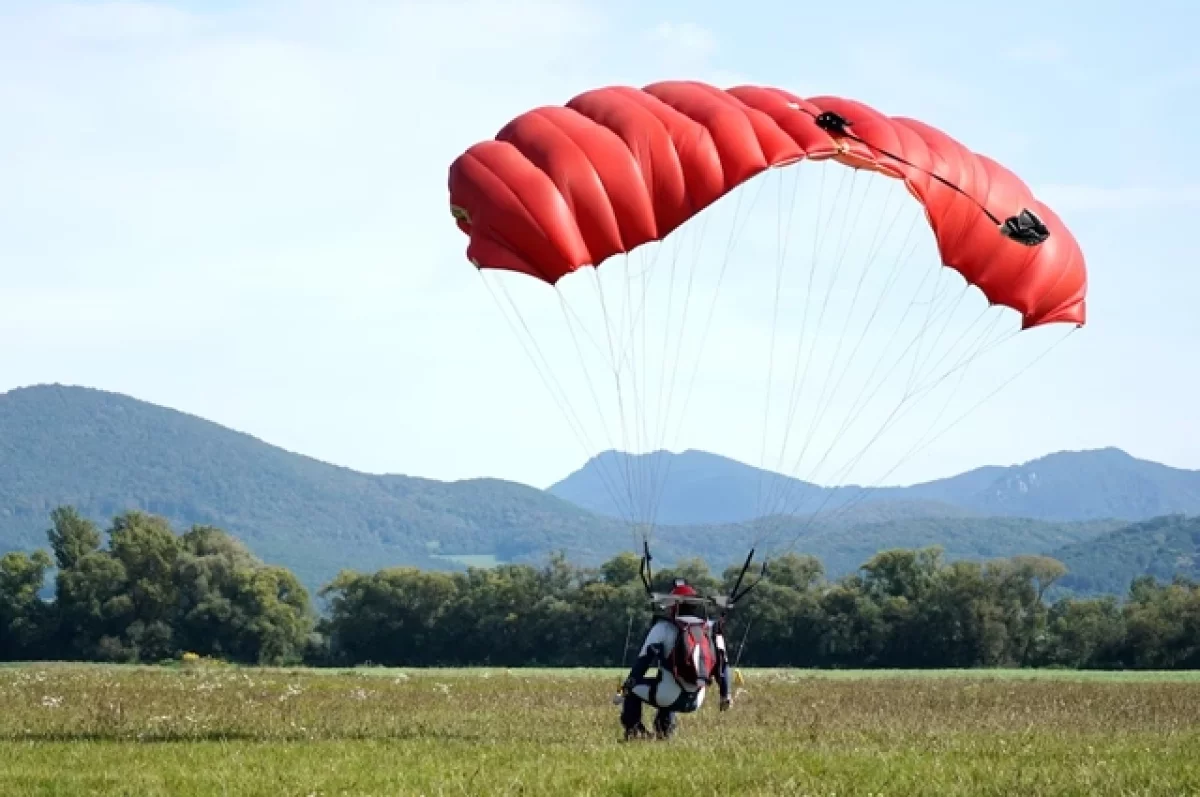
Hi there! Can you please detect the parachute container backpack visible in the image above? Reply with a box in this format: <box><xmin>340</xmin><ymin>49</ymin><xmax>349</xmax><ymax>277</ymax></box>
<box><xmin>670</xmin><ymin>621</ymin><xmax>717</xmax><ymax>689</ymax></box>
<box><xmin>447</xmin><ymin>81</ymin><xmax>1088</xmax><ymax>570</ymax></box>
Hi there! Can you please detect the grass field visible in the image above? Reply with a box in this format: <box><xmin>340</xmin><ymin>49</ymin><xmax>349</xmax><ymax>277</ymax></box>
<box><xmin>2</xmin><ymin>664</ymin><xmax>1199</xmax><ymax>796</ymax></box>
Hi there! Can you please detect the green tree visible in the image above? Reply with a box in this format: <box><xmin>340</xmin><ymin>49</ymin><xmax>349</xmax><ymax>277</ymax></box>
<box><xmin>176</xmin><ymin>526</ymin><xmax>313</xmax><ymax>665</ymax></box>
<box><xmin>105</xmin><ymin>511</ymin><xmax>181</xmax><ymax>660</ymax></box>
<box><xmin>55</xmin><ymin>548</ymin><xmax>133</xmax><ymax>661</ymax></box>
<box><xmin>47</xmin><ymin>506</ymin><xmax>101</xmax><ymax>570</ymax></box>
<box><xmin>1039</xmin><ymin>596</ymin><xmax>1125</xmax><ymax>668</ymax></box>
<box><xmin>322</xmin><ymin>567</ymin><xmax>462</xmax><ymax>666</ymax></box>
<box><xmin>0</xmin><ymin>549</ymin><xmax>53</xmax><ymax>659</ymax></box>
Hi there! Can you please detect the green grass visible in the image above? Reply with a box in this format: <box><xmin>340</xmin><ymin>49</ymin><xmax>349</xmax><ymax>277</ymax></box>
<box><xmin>1</xmin><ymin>664</ymin><xmax>1199</xmax><ymax>796</ymax></box>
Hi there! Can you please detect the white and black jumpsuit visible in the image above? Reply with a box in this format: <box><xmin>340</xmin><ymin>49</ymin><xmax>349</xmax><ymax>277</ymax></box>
<box><xmin>619</xmin><ymin>614</ymin><xmax>731</xmax><ymax>737</ymax></box>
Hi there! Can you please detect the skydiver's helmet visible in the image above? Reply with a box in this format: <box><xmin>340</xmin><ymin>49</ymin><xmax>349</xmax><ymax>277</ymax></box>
<box><xmin>669</xmin><ymin>580</ymin><xmax>707</xmax><ymax>620</ymax></box>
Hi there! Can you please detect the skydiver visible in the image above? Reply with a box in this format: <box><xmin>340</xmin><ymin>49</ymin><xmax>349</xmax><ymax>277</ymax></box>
<box><xmin>616</xmin><ymin>581</ymin><xmax>733</xmax><ymax>740</ymax></box>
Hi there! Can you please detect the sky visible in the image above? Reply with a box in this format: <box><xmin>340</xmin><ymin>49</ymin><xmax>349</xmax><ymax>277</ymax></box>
<box><xmin>1</xmin><ymin>0</ymin><xmax>1197</xmax><ymax>491</ymax></box>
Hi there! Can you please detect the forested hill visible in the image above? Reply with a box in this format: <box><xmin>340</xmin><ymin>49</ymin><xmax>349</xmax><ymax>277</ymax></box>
<box><xmin>1050</xmin><ymin>515</ymin><xmax>1200</xmax><ymax>596</ymax></box>
<box><xmin>0</xmin><ymin>384</ymin><xmax>628</xmax><ymax>589</ymax></box>
<box><xmin>0</xmin><ymin>384</ymin><xmax>1188</xmax><ymax>595</ymax></box>
<box><xmin>550</xmin><ymin>448</ymin><xmax>1200</xmax><ymax>525</ymax></box>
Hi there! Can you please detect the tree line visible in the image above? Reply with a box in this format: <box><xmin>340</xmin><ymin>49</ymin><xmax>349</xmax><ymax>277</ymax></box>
<box><xmin>1</xmin><ymin>507</ymin><xmax>1197</xmax><ymax>669</ymax></box>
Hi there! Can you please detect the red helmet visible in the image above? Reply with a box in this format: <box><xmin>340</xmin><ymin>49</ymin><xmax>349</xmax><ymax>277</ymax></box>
<box><xmin>667</xmin><ymin>581</ymin><xmax>702</xmax><ymax>618</ymax></box>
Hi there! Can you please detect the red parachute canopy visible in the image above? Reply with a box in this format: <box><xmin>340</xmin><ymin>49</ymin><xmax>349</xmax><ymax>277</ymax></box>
<box><xmin>447</xmin><ymin>81</ymin><xmax>1086</xmax><ymax>329</ymax></box>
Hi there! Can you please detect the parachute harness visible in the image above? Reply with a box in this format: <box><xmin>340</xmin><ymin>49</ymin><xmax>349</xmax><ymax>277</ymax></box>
<box><xmin>634</xmin><ymin>543</ymin><xmax>766</xmax><ymax>683</ymax></box>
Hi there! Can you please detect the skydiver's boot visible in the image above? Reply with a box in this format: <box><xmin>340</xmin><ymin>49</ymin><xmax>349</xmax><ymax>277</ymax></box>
<box><xmin>653</xmin><ymin>709</ymin><xmax>677</xmax><ymax>740</ymax></box>
<box><xmin>624</xmin><ymin>722</ymin><xmax>651</xmax><ymax>741</ymax></box>
<box><xmin>620</xmin><ymin>692</ymin><xmax>651</xmax><ymax>741</ymax></box>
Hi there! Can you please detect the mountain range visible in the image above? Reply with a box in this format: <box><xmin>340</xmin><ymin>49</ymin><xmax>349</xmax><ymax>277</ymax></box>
<box><xmin>1</xmin><ymin>384</ymin><xmax>1198</xmax><ymax>596</ymax></box>
<box><xmin>549</xmin><ymin>447</ymin><xmax>1200</xmax><ymax>525</ymax></box>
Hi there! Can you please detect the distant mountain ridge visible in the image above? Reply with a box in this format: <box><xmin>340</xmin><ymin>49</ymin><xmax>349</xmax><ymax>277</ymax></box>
<box><xmin>0</xmin><ymin>383</ymin><xmax>1195</xmax><ymax>596</ymax></box>
<box><xmin>550</xmin><ymin>447</ymin><xmax>1200</xmax><ymax>525</ymax></box>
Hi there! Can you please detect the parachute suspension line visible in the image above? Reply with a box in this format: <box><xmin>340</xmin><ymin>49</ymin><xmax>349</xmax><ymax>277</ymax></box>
<box><xmin>650</xmin><ymin>169</ymin><xmax>774</xmax><ymax>529</ymax></box>
<box><xmin>768</xmin><ymin>305</ymin><xmax>1023</xmax><ymax>551</ymax></box>
<box><xmin>638</xmin><ymin>210</ymin><xmax>713</xmax><ymax>538</ymax></box>
<box><xmin>641</xmin><ymin>229</ymin><xmax>694</xmax><ymax>531</ymax></box>
<box><xmin>734</xmin><ymin>617</ymin><xmax>754</xmax><ymax>669</ymax></box>
<box><xmin>753</xmin><ymin>172</ymin><xmax>923</xmax><ymax>534</ymax></box>
<box><xmin>587</xmin><ymin>263</ymin><xmax>642</xmax><ymax>542</ymax></box>
<box><xmin>754</xmin><ymin>165</ymin><xmax>805</xmax><ymax>524</ymax></box>
<box><xmin>648</xmin><ymin>231</ymin><xmax>685</xmax><ymax>479</ymax></box>
<box><xmin>637</xmin><ymin>183</ymin><xmax>750</xmax><ymax>534</ymax></box>
<box><xmin>667</xmin><ymin>162</ymin><xmax>777</xmax><ymax>444</ymax></box>
<box><xmin>907</xmin><ymin>277</ymin><xmax>977</xmax><ymax>399</ymax></box>
<box><xmin>643</xmin><ymin>220</ymin><xmax>704</xmax><ymax>521</ymax></box>
<box><xmin>901</xmin><ymin>325</ymin><xmax>1077</xmax><ymax>465</ymax></box>
<box><xmin>553</xmin><ymin>290</ymin><xmax>610</xmax><ymax>361</ymax></box>
<box><xmin>901</xmin><ymin>320</ymin><xmax>1007</xmax><ymax>462</ymax></box>
<box><xmin>555</xmin><ymin>262</ymin><xmax>667</xmax><ymax>542</ymax></box>
<box><xmin>751</xmin><ymin>180</ymin><xmax>1015</xmax><ymax>554</ymax></box>
<box><xmin>765</xmin><ymin>163</ymin><xmax>847</xmax><ymax>495</ymax></box>
<box><xmin>909</xmin><ymin>309</ymin><xmax>1009</xmax><ymax>398</ymax></box>
<box><xmin>553</xmin><ymin>288</ymin><xmax>643</xmax><ymax>526</ymax></box>
<box><xmin>769</xmin><ymin>172</ymin><xmax>879</xmax><ymax>509</ymax></box>
<box><xmin>772</xmin><ymin>321</ymin><xmax>1073</xmax><ymax>553</ymax></box>
<box><xmin>769</xmin><ymin>283</ymin><xmax>983</xmax><ymax>515</ymax></box>
<box><xmin>905</xmin><ymin>270</ymin><xmax>951</xmax><ymax>400</ymax></box>
<box><xmin>816</xmin><ymin>313</ymin><xmax>1008</xmax><ymax>504</ymax></box>
<box><xmin>632</xmin><ymin>227</ymin><xmax>691</xmax><ymax>538</ymax></box>
<box><xmin>630</xmin><ymin>240</ymin><xmax>672</xmax><ymax>530</ymax></box>
<box><xmin>753</xmin><ymin>187</ymin><xmax>921</xmax><ymax>525</ymax></box>
<box><xmin>793</xmin><ymin>268</ymin><xmax>971</xmax><ymax>463</ymax></box>
<box><xmin>639</xmin><ymin>252</ymin><xmax>651</xmax><ymax>524</ymax></box>
<box><xmin>619</xmin><ymin>250</ymin><xmax>647</xmax><ymax>530</ymax></box>
<box><xmin>623</xmin><ymin>243</ymin><xmax>665</xmax><ymax>532</ymax></box>
<box><xmin>753</xmin><ymin>162</ymin><xmax>856</xmax><ymax>545</ymax></box>
<box><xmin>477</xmin><ymin>272</ymin><xmax>632</xmax><ymax>525</ymax></box>
<box><xmin>620</xmin><ymin>609</ymin><xmax>635</xmax><ymax>669</ymax></box>
<box><xmin>756</xmin><ymin>199</ymin><xmax>920</xmax><ymax>521</ymax></box>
